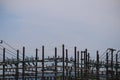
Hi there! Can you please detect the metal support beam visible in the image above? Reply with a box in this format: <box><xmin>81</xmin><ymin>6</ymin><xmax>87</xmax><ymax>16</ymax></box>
<box><xmin>16</xmin><ymin>50</ymin><xmax>19</xmax><ymax>80</ymax></box>
<box><xmin>3</xmin><ymin>48</ymin><xmax>5</xmax><ymax>80</ymax></box>
<box><xmin>35</xmin><ymin>48</ymin><xmax>38</xmax><ymax>80</ymax></box>
<box><xmin>81</xmin><ymin>52</ymin><xmax>83</xmax><ymax>79</ymax></box>
<box><xmin>84</xmin><ymin>49</ymin><xmax>88</xmax><ymax>79</ymax></box>
<box><xmin>96</xmin><ymin>51</ymin><xmax>99</xmax><ymax>80</ymax></box>
<box><xmin>115</xmin><ymin>53</ymin><xmax>118</xmax><ymax>80</ymax></box>
<box><xmin>22</xmin><ymin>47</ymin><xmax>25</xmax><ymax>80</ymax></box>
<box><xmin>74</xmin><ymin>46</ymin><xmax>77</xmax><ymax>80</ymax></box>
<box><xmin>77</xmin><ymin>51</ymin><xmax>80</xmax><ymax>78</ymax></box>
<box><xmin>55</xmin><ymin>47</ymin><xmax>57</xmax><ymax>80</ymax></box>
<box><xmin>106</xmin><ymin>52</ymin><xmax>108</xmax><ymax>80</ymax></box>
<box><xmin>111</xmin><ymin>49</ymin><xmax>114</xmax><ymax>80</ymax></box>
<box><xmin>66</xmin><ymin>49</ymin><xmax>68</xmax><ymax>80</ymax></box>
<box><xmin>62</xmin><ymin>44</ymin><xmax>65</xmax><ymax>80</ymax></box>
<box><xmin>42</xmin><ymin>46</ymin><xmax>44</xmax><ymax>80</ymax></box>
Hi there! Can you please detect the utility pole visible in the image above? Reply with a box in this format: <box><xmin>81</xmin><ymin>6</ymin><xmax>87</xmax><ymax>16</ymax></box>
<box><xmin>35</xmin><ymin>48</ymin><xmax>38</xmax><ymax>80</ymax></box>
<box><xmin>42</xmin><ymin>46</ymin><xmax>44</xmax><ymax>80</ymax></box>
<box><xmin>96</xmin><ymin>51</ymin><xmax>99</xmax><ymax>80</ymax></box>
<box><xmin>55</xmin><ymin>47</ymin><xmax>57</xmax><ymax>80</ymax></box>
<box><xmin>74</xmin><ymin>46</ymin><xmax>77</xmax><ymax>80</ymax></box>
<box><xmin>62</xmin><ymin>44</ymin><xmax>65</xmax><ymax>80</ymax></box>
<box><xmin>3</xmin><ymin>48</ymin><xmax>5</xmax><ymax>80</ymax></box>
<box><xmin>22</xmin><ymin>47</ymin><xmax>25</xmax><ymax>80</ymax></box>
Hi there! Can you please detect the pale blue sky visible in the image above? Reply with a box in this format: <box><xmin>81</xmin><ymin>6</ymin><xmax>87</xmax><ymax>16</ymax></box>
<box><xmin>0</xmin><ymin>0</ymin><xmax>120</xmax><ymax>57</ymax></box>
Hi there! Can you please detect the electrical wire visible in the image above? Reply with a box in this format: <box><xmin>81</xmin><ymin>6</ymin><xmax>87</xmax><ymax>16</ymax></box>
<box><xmin>2</xmin><ymin>40</ymin><xmax>17</xmax><ymax>52</ymax></box>
<box><xmin>0</xmin><ymin>44</ymin><xmax>23</xmax><ymax>59</ymax></box>
<box><xmin>117</xmin><ymin>50</ymin><xmax>120</xmax><ymax>59</ymax></box>
<box><xmin>0</xmin><ymin>45</ymin><xmax>16</xmax><ymax>56</ymax></box>
<box><xmin>0</xmin><ymin>40</ymin><xmax>38</xmax><ymax>61</ymax></box>
<box><xmin>2</xmin><ymin>40</ymin><xmax>23</xmax><ymax>57</ymax></box>
<box><xmin>99</xmin><ymin>48</ymin><xmax>113</xmax><ymax>62</ymax></box>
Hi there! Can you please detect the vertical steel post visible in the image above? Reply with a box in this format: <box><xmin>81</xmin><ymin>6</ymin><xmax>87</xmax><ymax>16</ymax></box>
<box><xmin>16</xmin><ymin>50</ymin><xmax>19</xmax><ymax>80</ymax></box>
<box><xmin>88</xmin><ymin>52</ymin><xmax>90</xmax><ymax>75</ymax></box>
<box><xmin>3</xmin><ymin>48</ymin><xmax>5</xmax><ymax>80</ymax></box>
<box><xmin>81</xmin><ymin>52</ymin><xmax>83</xmax><ymax>79</ymax></box>
<box><xmin>74</xmin><ymin>46</ymin><xmax>77</xmax><ymax>80</ymax></box>
<box><xmin>84</xmin><ymin>49</ymin><xmax>87</xmax><ymax>79</ymax></box>
<box><xmin>77</xmin><ymin>51</ymin><xmax>79</xmax><ymax>78</ymax></box>
<box><xmin>55</xmin><ymin>47</ymin><xmax>57</xmax><ymax>80</ymax></box>
<box><xmin>115</xmin><ymin>53</ymin><xmax>118</xmax><ymax>80</ymax></box>
<box><xmin>66</xmin><ymin>49</ymin><xmax>68</xmax><ymax>80</ymax></box>
<box><xmin>35</xmin><ymin>48</ymin><xmax>38</xmax><ymax>80</ymax></box>
<box><xmin>22</xmin><ymin>47</ymin><xmax>25</xmax><ymax>80</ymax></box>
<box><xmin>42</xmin><ymin>46</ymin><xmax>44</xmax><ymax>80</ymax></box>
<box><xmin>84</xmin><ymin>50</ymin><xmax>86</xmax><ymax>78</ymax></box>
<box><xmin>96</xmin><ymin>51</ymin><xmax>99</xmax><ymax>80</ymax></box>
<box><xmin>62</xmin><ymin>44</ymin><xmax>65</xmax><ymax>80</ymax></box>
<box><xmin>111</xmin><ymin>49</ymin><xmax>113</xmax><ymax>79</ymax></box>
<box><xmin>106</xmin><ymin>52</ymin><xmax>108</xmax><ymax>80</ymax></box>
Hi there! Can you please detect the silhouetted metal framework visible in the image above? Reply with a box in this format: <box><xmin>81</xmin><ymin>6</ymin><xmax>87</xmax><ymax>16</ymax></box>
<box><xmin>0</xmin><ymin>41</ymin><xmax>120</xmax><ymax>80</ymax></box>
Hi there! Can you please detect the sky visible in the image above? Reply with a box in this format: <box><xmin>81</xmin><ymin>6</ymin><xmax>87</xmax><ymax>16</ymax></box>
<box><xmin>0</xmin><ymin>0</ymin><xmax>120</xmax><ymax>57</ymax></box>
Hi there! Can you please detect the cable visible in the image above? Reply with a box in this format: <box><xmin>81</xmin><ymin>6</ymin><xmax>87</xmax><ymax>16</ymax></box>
<box><xmin>99</xmin><ymin>49</ymin><xmax>113</xmax><ymax>62</ymax></box>
<box><xmin>0</xmin><ymin>44</ymin><xmax>24</xmax><ymax>60</ymax></box>
<box><xmin>3</xmin><ymin>40</ymin><xmax>25</xmax><ymax>58</ymax></box>
<box><xmin>0</xmin><ymin>42</ymin><xmax>23</xmax><ymax>58</ymax></box>
<box><xmin>0</xmin><ymin>40</ymin><xmax>23</xmax><ymax>58</ymax></box>
<box><xmin>2</xmin><ymin>40</ymin><xmax>17</xmax><ymax>52</ymax></box>
<box><xmin>117</xmin><ymin>50</ymin><xmax>120</xmax><ymax>59</ymax></box>
<box><xmin>0</xmin><ymin>45</ymin><xmax>16</xmax><ymax>56</ymax></box>
<box><xmin>99</xmin><ymin>49</ymin><xmax>108</xmax><ymax>60</ymax></box>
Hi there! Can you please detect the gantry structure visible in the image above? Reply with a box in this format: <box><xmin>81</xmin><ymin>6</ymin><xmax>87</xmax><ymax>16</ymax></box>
<box><xmin>0</xmin><ymin>40</ymin><xmax>120</xmax><ymax>80</ymax></box>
